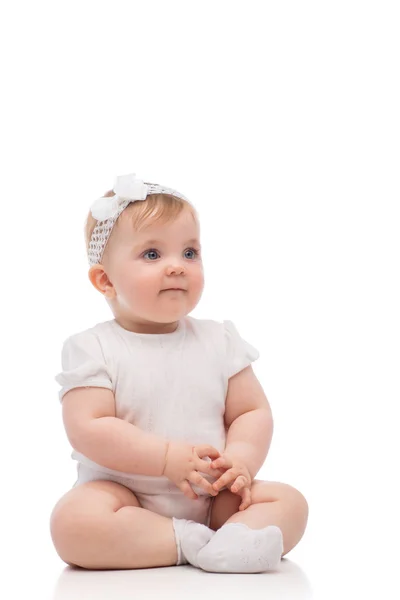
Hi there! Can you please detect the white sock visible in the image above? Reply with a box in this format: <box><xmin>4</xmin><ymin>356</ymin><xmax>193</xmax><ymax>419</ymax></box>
<box><xmin>172</xmin><ymin>518</ymin><xmax>216</xmax><ymax>567</ymax></box>
<box><xmin>196</xmin><ymin>522</ymin><xmax>284</xmax><ymax>573</ymax></box>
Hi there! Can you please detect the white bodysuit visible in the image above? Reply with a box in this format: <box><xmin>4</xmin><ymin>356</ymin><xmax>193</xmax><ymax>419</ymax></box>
<box><xmin>55</xmin><ymin>316</ymin><xmax>259</xmax><ymax>525</ymax></box>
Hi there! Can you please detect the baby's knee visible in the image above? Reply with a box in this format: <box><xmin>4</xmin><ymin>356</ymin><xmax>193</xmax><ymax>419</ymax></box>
<box><xmin>290</xmin><ymin>487</ymin><xmax>309</xmax><ymax>518</ymax></box>
<box><xmin>285</xmin><ymin>486</ymin><xmax>309</xmax><ymax>529</ymax></box>
<box><xmin>50</xmin><ymin>496</ymin><xmax>99</xmax><ymax>567</ymax></box>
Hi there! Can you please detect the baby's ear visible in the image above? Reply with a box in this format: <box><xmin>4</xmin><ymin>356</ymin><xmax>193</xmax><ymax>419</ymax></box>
<box><xmin>88</xmin><ymin>265</ymin><xmax>115</xmax><ymax>298</ymax></box>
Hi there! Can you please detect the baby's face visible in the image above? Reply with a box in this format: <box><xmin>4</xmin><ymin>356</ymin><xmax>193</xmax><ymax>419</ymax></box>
<box><xmin>104</xmin><ymin>208</ymin><xmax>204</xmax><ymax>328</ymax></box>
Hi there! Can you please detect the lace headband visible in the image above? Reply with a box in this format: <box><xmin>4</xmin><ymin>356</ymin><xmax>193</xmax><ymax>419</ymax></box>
<box><xmin>88</xmin><ymin>173</ymin><xmax>190</xmax><ymax>266</ymax></box>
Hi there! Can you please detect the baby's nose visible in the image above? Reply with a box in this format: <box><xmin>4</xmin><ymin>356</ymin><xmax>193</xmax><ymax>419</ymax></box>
<box><xmin>166</xmin><ymin>264</ymin><xmax>186</xmax><ymax>275</ymax></box>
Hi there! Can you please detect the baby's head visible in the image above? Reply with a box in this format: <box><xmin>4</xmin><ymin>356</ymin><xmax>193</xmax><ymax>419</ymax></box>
<box><xmin>85</xmin><ymin>175</ymin><xmax>204</xmax><ymax>333</ymax></box>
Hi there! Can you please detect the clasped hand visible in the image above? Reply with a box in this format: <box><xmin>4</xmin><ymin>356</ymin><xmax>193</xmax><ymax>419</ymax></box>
<box><xmin>163</xmin><ymin>442</ymin><xmax>252</xmax><ymax>511</ymax></box>
<box><xmin>210</xmin><ymin>452</ymin><xmax>252</xmax><ymax>511</ymax></box>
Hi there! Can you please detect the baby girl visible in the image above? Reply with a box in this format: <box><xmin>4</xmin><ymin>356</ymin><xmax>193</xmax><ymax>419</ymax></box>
<box><xmin>50</xmin><ymin>173</ymin><xmax>308</xmax><ymax>572</ymax></box>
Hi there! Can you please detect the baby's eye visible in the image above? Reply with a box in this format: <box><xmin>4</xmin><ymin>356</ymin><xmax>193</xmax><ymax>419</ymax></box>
<box><xmin>143</xmin><ymin>249</ymin><xmax>160</xmax><ymax>260</ymax></box>
<box><xmin>184</xmin><ymin>248</ymin><xmax>200</xmax><ymax>259</ymax></box>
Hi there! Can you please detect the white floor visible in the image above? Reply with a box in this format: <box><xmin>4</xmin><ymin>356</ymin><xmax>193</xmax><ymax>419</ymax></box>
<box><xmin>4</xmin><ymin>539</ymin><xmax>398</xmax><ymax>600</ymax></box>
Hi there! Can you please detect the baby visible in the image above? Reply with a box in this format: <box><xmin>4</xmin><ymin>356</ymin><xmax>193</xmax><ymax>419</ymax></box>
<box><xmin>50</xmin><ymin>173</ymin><xmax>309</xmax><ymax>573</ymax></box>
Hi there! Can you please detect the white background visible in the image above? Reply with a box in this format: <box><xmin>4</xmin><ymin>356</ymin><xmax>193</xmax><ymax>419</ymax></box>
<box><xmin>1</xmin><ymin>1</ymin><xmax>399</xmax><ymax>598</ymax></box>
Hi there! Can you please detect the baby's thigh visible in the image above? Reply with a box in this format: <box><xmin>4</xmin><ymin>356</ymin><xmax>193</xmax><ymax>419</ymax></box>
<box><xmin>57</xmin><ymin>478</ymin><xmax>141</xmax><ymax>514</ymax></box>
<box><xmin>50</xmin><ymin>480</ymin><xmax>141</xmax><ymax>562</ymax></box>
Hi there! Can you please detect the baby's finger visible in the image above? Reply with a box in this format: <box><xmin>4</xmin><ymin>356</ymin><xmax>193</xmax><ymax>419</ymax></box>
<box><xmin>231</xmin><ymin>476</ymin><xmax>247</xmax><ymax>493</ymax></box>
<box><xmin>239</xmin><ymin>488</ymin><xmax>252</xmax><ymax>511</ymax></box>
<box><xmin>212</xmin><ymin>455</ymin><xmax>232</xmax><ymax>469</ymax></box>
<box><xmin>196</xmin><ymin>457</ymin><xmax>225</xmax><ymax>477</ymax></box>
<box><xmin>180</xmin><ymin>479</ymin><xmax>198</xmax><ymax>500</ymax></box>
<box><xmin>212</xmin><ymin>470</ymin><xmax>236</xmax><ymax>492</ymax></box>
<box><xmin>190</xmin><ymin>471</ymin><xmax>219</xmax><ymax>496</ymax></box>
<box><xmin>195</xmin><ymin>445</ymin><xmax>221</xmax><ymax>460</ymax></box>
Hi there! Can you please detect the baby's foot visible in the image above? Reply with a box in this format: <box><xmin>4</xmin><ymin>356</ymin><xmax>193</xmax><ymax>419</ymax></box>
<box><xmin>196</xmin><ymin>522</ymin><xmax>283</xmax><ymax>573</ymax></box>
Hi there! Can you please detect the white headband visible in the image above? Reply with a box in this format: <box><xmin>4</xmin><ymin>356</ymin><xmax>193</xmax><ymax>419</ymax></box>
<box><xmin>88</xmin><ymin>173</ymin><xmax>190</xmax><ymax>266</ymax></box>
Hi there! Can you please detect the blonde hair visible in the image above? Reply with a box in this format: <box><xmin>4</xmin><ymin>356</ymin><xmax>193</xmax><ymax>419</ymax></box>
<box><xmin>84</xmin><ymin>190</ymin><xmax>198</xmax><ymax>262</ymax></box>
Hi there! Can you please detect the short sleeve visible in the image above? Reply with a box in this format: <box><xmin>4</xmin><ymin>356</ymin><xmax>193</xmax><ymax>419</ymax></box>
<box><xmin>55</xmin><ymin>331</ymin><xmax>113</xmax><ymax>402</ymax></box>
<box><xmin>223</xmin><ymin>320</ymin><xmax>260</xmax><ymax>379</ymax></box>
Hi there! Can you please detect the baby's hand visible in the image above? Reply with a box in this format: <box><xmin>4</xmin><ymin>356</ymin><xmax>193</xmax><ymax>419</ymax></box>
<box><xmin>192</xmin><ymin>445</ymin><xmax>226</xmax><ymax>481</ymax></box>
<box><xmin>163</xmin><ymin>442</ymin><xmax>227</xmax><ymax>500</ymax></box>
<box><xmin>210</xmin><ymin>452</ymin><xmax>252</xmax><ymax>510</ymax></box>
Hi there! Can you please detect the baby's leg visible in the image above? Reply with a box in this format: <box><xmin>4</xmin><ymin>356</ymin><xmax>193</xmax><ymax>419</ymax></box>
<box><xmin>50</xmin><ymin>480</ymin><xmax>178</xmax><ymax>569</ymax></box>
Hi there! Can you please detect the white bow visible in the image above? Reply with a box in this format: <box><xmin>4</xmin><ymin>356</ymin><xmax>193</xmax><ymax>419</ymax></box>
<box><xmin>90</xmin><ymin>173</ymin><xmax>149</xmax><ymax>221</ymax></box>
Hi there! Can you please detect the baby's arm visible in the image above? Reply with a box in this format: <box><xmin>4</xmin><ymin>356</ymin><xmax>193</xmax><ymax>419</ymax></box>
<box><xmin>222</xmin><ymin>365</ymin><xmax>273</xmax><ymax>479</ymax></box>
<box><xmin>62</xmin><ymin>386</ymin><xmax>168</xmax><ymax>476</ymax></box>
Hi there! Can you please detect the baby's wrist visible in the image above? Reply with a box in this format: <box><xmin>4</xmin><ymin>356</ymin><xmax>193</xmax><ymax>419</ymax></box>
<box><xmin>161</xmin><ymin>441</ymin><xmax>170</xmax><ymax>475</ymax></box>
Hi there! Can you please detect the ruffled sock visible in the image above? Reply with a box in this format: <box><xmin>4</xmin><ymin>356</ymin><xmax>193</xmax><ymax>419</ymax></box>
<box><xmin>196</xmin><ymin>522</ymin><xmax>283</xmax><ymax>573</ymax></box>
<box><xmin>172</xmin><ymin>518</ymin><xmax>216</xmax><ymax>567</ymax></box>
